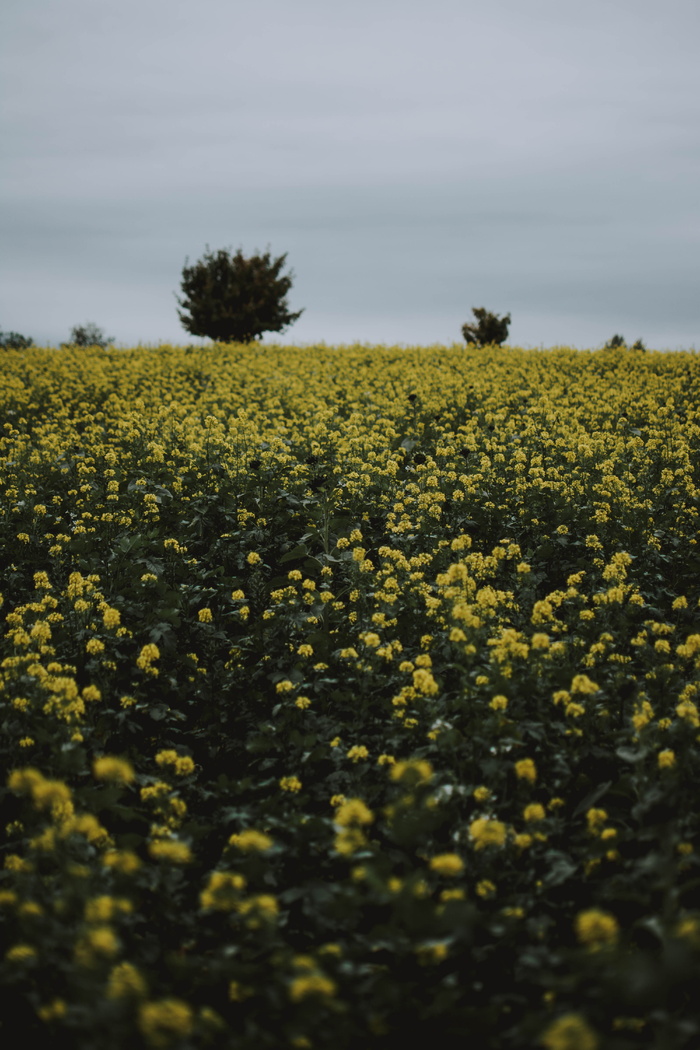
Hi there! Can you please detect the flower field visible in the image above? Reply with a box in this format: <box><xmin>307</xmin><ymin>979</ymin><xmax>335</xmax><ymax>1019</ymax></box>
<box><xmin>1</xmin><ymin>341</ymin><xmax>700</xmax><ymax>1049</ymax></box>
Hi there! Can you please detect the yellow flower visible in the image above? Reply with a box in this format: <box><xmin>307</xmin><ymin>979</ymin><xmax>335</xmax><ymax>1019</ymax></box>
<box><xmin>85</xmin><ymin>896</ymin><xmax>132</xmax><ymax>922</ymax></box>
<box><xmin>75</xmin><ymin>925</ymin><xmax>120</xmax><ymax>964</ymax></box>
<box><xmin>334</xmin><ymin>798</ymin><xmax>374</xmax><ymax>826</ymax></box>
<box><xmin>197</xmin><ymin>607</ymin><xmax>213</xmax><ymax>623</ymax></box>
<box><xmin>389</xmin><ymin>759</ymin><xmax>433</xmax><ymax>784</ymax></box>
<box><xmin>102</xmin><ymin>849</ymin><xmax>141</xmax><ymax>874</ymax></box>
<box><xmin>37</xmin><ymin>998</ymin><xmax>66</xmax><ymax>1022</ymax></box>
<box><xmin>658</xmin><ymin>749</ymin><xmax>676</xmax><ymax>769</ymax></box>
<box><xmin>200</xmin><ymin>870</ymin><xmax>246</xmax><ymax>910</ymax></box>
<box><xmin>676</xmin><ymin>700</ymin><xmax>700</xmax><ymax>727</ymax></box>
<box><xmin>103</xmin><ymin>607</ymin><xmax>121</xmax><ymax>628</ymax></box>
<box><xmin>570</xmin><ymin>674</ymin><xmax>599</xmax><ymax>695</ymax></box>
<box><xmin>523</xmin><ymin>803</ymin><xmax>546</xmax><ymax>822</ymax></box>
<box><xmin>540</xmin><ymin>1013</ymin><xmax>599</xmax><ymax>1050</ymax></box>
<box><xmin>412</xmin><ymin>668</ymin><xmax>438</xmax><ymax>695</ymax></box>
<box><xmin>469</xmin><ymin>818</ymin><xmax>507</xmax><ymax>850</ymax></box>
<box><xmin>574</xmin><ymin>909</ymin><xmax>619</xmax><ymax>948</ymax></box>
<box><xmin>5</xmin><ymin>943</ymin><xmax>37</xmax><ymax>962</ymax></box>
<box><xmin>333</xmin><ymin>828</ymin><xmax>368</xmax><ymax>855</ymax></box>
<box><xmin>107</xmin><ymin>962</ymin><xmax>148</xmax><ymax>999</ymax></box>
<box><xmin>490</xmin><ymin>694</ymin><xmax>509</xmax><ymax>711</ymax></box>
<box><xmin>473</xmin><ymin>785</ymin><xmax>490</xmax><ymax>802</ymax></box>
<box><xmin>346</xmin><ymin>745</ymin><xmax>369</xmax><ymax>763</ymax></box>
<box><xmin>155</xmin><ymin>750</ymin><xmax>195</xmax><ymax>776</ymax></box>
<box><xmin>138</xmin><ymin>999</ymin><xmax>194</xmax><ymax>1048</ymax></box>
<box><xmin>476</xmin><ymin>880</ymin><xmax>496</xmax><ymax>899</ymax></box>
<box><xmin>279</xmin><ymin>776</ymin><xmax>302</xmax><ymax>793</ymax></box>
<box><xmin>137</xmin><ymin>643</ymin><xmax>160</xmax><ymax>668</ymax></box>
<box><xmin>514</xmin><ymin>758</ymin><xmax>537</xmax><ymax>783</ymax></box>
<box><xmin>148</xmin><ymin>840</ymin><xmax>192</xmax><ymax>864</ymax></box>
<box><xmin>228</xmin><ymin>829</ymin><xmax>273</xmax><ymax>852</ymax></box>
<box><xmin>236</xmin><ymin>894</ymin><xmax>279</xmax><ymax>926</ymax></box>
<box><xmin>586</xmin><ymin>808</ymin><xmax>608</xmax><ymax>834</ymax></box>
<box><xmin>429</xmin><ymin>853</ymin><xmax>464</xmax><ymax>876</ymax></box>
<box><xmin>288</xmin><ymin>974</ymin><xmax>337</xmax><ymax>1002</ymax></box>
<box><xmin>93</xmin><ymin>756</ymin><xmax>135</xmax><ymax>784</ymax></box>
<box><xmin>246</xmin><ymin>551</ymin><xmax>262</xmax><ymax>566</ymax></box>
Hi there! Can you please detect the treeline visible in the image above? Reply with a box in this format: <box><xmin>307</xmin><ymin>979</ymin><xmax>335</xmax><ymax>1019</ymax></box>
<box><xmin>2</xmin><ymin>245</ymin><xmax>648</xmax><ymax>350</ymax></box>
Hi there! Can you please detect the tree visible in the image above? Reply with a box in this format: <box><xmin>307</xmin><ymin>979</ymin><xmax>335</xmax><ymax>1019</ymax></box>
<box><xmin>176</xmin><ymin>246</ymin><xmax>305</xmax><ymax>344</ymax></box>
<box><xmin>0</xmin><ymin>329</ymin><xmax>33</xmax><ymax>350</ymax></box>
<box><xmin>461</xmin><ymin>307</ymin><xmax>511</xmax><ymax>347</ymax></box>
<box><xmin>62</xmin><ymin>323</ymin><xmax>115</xmax><ymax>349</ymax></box>
<box><xmin>603</xmin><ymin>334</ymin><xmax>646</xmax><ymax>351</ymax></box>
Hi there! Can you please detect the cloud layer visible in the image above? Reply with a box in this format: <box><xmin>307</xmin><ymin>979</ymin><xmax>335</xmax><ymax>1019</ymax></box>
<box><xmin>2</xmin><ymin>0</ymin><xmax>698</xmax><ymax>348</ymax></box>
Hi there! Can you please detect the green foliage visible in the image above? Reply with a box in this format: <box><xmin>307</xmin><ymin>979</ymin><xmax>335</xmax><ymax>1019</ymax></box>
<box><xmin>1</xmin><ymin>344</ymin><xmax>700</xmax><ymax>1049</ymax></box>
<box><xmin>0</xmin><ymin>329</ymin><xmax>34</xmax><ymax>350</ymax></box>
<box><xmin>461</xmin><ymin>307</ymin><xmax>511</xmax><ymax>347</ymax></box>
<box><xmin>62</xmin><ymin>323</ymin><xmax>115</xmax><ymax>350</ymax></box>
<box><xmin>603</xmin><ymin>335</ymin><xmax>646</xmax><ymax>351</ymax></box>
<box><xmin>176</xmin><ymin>246</ymin><xmax>305</xmax><ymax>344</ymax></box>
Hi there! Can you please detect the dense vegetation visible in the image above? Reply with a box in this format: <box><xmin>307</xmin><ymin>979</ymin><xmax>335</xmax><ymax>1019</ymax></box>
<box><xmin>1</xmin><ymin>342</ymin><xmax>699</xmax><ymax>1050</ymax></box>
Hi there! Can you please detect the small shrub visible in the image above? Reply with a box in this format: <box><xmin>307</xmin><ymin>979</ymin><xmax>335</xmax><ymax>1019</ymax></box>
<box><xmin>461</xmin><ymin>307</ymin><xmax>511</xmax><ymax>346</ymax></box>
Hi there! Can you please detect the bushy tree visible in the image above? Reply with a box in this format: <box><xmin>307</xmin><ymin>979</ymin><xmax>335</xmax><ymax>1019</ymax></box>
<box><xmin>62</xmin><ymin>323</ymin><xmax>115</xmax><ymax>349</ymax></box>
<box><xmin>176</xmin><ymin>246</ymin><xmax>305</xmax><ymax>343</ymax></box>
<box><xmin>0</xmin><ymin>329</ymin><xmax>33</xmax><ymax>350</ymax></box>
<box><xmin>461</xmin><ymin>307</ymin><xmax>511</xmax><ymax>347</ymax></box>
<box><xmin>603</xmin><ymin>334</ymin><xmax>646</xmax><ymax>351</ymax></box>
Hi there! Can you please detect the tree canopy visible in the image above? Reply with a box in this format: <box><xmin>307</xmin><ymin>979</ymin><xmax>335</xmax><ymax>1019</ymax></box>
<box><xmin>461</xmin><ymin>307</ymin><xmax>511</xmax><ymax>347</ymax></box>
<box><xmin>176</xmin><ymin>246</ymin><xmax>304</xmax><ymax>343</ymax></box>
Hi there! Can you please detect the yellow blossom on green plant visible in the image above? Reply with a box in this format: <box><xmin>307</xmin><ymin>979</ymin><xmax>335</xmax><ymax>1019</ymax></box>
<box><xmin>346</xmin><ymin>745</ymin><xmax>369</xmax><ymax>763</ymax></box>
<box><xmin>138</xmin><ymin>999</ymin><xmax>194</xmax><ymax>1048</ymax></box>
<box><xmin>107</xmin><ymin>962</ymin><xmax>148</xmax><ymax>999</ymax></box>
<box><xmin>429</xmin><ymin>853</ymin><xmax>464</xmax><ymax>876</ymax></box>
<box><xmin>93</xmin><ymin>756</ymin><xmax>135</xmax><ymax>784</ymax></box>
<box><xmin>658</xmin><ymin>749</ymin><xmax>676</xmax><ymax>769</ymax></box>
<box><xmin>288</xmin><ymin>974</ymin><xmax>337</xmax><ymax>1002</ymax></box>
<box><xmin>469</xmin><ymin>818</ymin><xmax>507</xmax><ymax>850</ymax></box>
<box><xmin>148</xmin><ymin>839</ymin><xmax>191</xmax><ymax>864</ymax></box>
<box><xmin>228</xmin><ymin>829</ymin><xmax>273</xmax><ymax>852</ymax></box>
<box><xmin>514</xmin><ymin>758</ymin><xmax>537</xmax><ymax>783</ymax></box>
<box><xmin>574</xmin><ymin>908</ymin><xmax>619</xmax><ymax>948</ymax></box>
<box><xmin>6</xmin><ymin>943</ymin><xmax>37</xmax><ymax>962</ymax></box>
<box><xmin>334</xmin><ymin>798</ymin><xmax>374</xmax><ymax>826</ymax></box>
<box><xmin>540</xmin><ymin>1013</ymin><xmax>599</xmax><ymax>1050</ymax></box>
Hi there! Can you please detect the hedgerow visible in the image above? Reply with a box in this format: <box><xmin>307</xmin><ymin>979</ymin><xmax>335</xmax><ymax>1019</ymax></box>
<box><xmin>1</xmin><ymin>342</ymin><xmax>699</xmax><ymax>1049</ymax></box>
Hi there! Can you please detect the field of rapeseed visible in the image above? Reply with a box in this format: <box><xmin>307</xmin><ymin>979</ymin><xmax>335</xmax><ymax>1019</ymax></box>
<box><xmin>1</xmin><ymin>341</ymin><xmax>700</xmax><ymax>1050</ymax></box>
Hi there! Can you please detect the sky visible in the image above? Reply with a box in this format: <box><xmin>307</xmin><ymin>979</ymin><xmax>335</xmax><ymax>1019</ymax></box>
<box><xmin>1</xmin><ymin>0</ymin><xmax>698</xmax><ymax>351</ymax></box>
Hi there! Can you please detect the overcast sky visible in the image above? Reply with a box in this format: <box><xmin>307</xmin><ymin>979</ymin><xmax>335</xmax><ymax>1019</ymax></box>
<box><xmin>1</xmin><ymin>0</ymin><xmax>698</xmax><ymax>350</ymax></box>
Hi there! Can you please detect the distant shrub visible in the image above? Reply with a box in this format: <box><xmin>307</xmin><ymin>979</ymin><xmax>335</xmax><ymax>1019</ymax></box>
<box><xmin>461</xmin><ymin>307</ymin><xmax>511</xmax><ymax>347</ymax></box>
<box><xmin>603</xmin><ymin>334</ymin><xmax>646</xmax><ymax>351</ymax></box>
<box><xmin>61</xmin><ymin>323</ymin><xmax>115</xmax><ymax>350</ymax></box>
<box><xmin>0</xmin><ymin>329</ymin><xmax>34</xmax><ymax>350</ymax></box>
